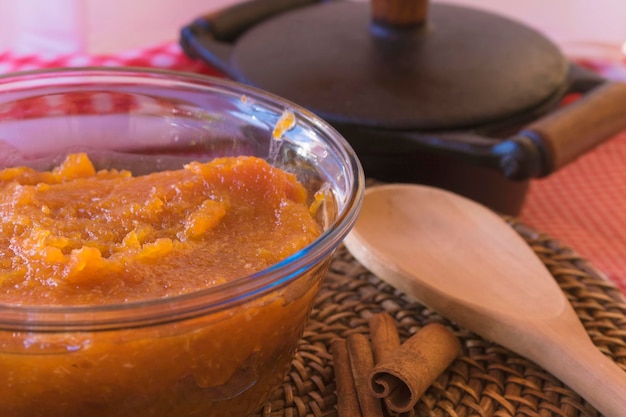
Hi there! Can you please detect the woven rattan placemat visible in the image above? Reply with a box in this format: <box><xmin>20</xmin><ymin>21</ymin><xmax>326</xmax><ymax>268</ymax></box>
<box><xmin>256</xmin><ymin>218</ymin><xmax>626</xmax><ymax>417</ymax></box>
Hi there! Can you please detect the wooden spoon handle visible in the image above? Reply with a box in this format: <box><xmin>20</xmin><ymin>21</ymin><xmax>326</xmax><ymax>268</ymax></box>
<box><xmin>523</xmin><ymin>81</ymin><xmax>626</xmax><ymax>175</ymax></box>
<box><xmin>529</xmin><ymin>323</ymin><xmax>626</xmax><ymax>417</ymax></box>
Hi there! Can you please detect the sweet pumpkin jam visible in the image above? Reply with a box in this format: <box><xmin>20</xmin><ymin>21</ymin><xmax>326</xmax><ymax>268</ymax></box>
<box><xmin>0</xmin><ymin>153</ymin><xmax>326</xmax><ymax>417</ymax></box>
<box><xmin>0</xmin><ymin>153</ymin><xmax>321</xmax><ymax>304</ymax></box>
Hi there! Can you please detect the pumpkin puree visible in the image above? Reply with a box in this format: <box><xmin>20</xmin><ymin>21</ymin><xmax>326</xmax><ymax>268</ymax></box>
<box><xmin>0</xmin><ymin>153</ymin><xmax>321</xmax><ymax>305</ymax></box>
<box><xmin>0</xmin><ymin>153</ymin><xmax>326</xmax><ymax>417</ymax></box>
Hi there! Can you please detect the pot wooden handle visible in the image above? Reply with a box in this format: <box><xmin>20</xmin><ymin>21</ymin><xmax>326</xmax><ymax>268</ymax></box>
<box><xmin>523</xmin><ymin>81</ymin><xmax>626</xmax><ymax>176</ymax></box>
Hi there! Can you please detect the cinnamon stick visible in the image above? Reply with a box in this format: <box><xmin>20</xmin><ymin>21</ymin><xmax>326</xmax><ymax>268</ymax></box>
<box><xmin>369</xmin><ymin>323</ymin><xmax>461</xmax><ymax>414</ymax></box>
<box><xmin>369</xmin><ymin>312</ymin><xmax>401</xmax><ymax>364</ymax></box>
<box><xmin>331</xmin><ymin>338</ymin><xmax>362</xmax><ymax>417</ymax></box>
<box><xmin>347</xmin><ymin>334</ymin><xmax>385</xmax><ymax>417</ymax></box>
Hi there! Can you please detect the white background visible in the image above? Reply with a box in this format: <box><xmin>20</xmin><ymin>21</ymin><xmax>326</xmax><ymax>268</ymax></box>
<box><xmin>0</xmin><ymin>0</ymin><xmax>625</xmax><ymax>58</ymax></box>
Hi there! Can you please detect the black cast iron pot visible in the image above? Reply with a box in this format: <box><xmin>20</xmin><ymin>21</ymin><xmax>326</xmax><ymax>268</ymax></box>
<box><xmin>180</xmin><ymin>0</ymin><xmax>626</xmax><ymax>214</ymax></box>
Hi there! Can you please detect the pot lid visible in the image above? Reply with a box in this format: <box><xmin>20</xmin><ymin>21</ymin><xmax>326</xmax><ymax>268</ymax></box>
<box><xmin>224</xmin><ymin>1</ymin><xmax>569</xmax><ymax>131</ymax></box>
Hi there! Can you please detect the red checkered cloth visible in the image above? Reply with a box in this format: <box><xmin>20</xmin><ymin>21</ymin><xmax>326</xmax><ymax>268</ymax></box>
<box><xmin>1</xmin><ymin>41</ymin><xmax>626</xmax><ymax>292</ymax></box>
<box><xmin>520</xmin><ymin>131</ymin><xmax>626</xmax><ymax>291</ymax></box>
<box><xmin>0</xmin><ymin>42</ymin><xmax>221</xmax><ymax>76</ymax></box>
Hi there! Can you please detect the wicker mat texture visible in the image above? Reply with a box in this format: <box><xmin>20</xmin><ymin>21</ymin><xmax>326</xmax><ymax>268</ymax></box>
<box><xmin>256</xmin><ymin>218</ymin><xmax>626</xmax><ymax>417</ymax></box>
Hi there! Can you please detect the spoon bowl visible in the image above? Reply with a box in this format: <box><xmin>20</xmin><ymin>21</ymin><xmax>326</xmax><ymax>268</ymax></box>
<box><xmin>344</xmin><ymin>184</ymin><xmax>626</xmax><ymax>416</ymax></box>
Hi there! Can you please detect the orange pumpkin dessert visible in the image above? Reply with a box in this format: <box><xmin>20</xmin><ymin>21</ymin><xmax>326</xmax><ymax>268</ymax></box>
<box><xmin>0</xmin><ymin>153</ymin><xmax>325</xmax><ymax>417</ymax></box>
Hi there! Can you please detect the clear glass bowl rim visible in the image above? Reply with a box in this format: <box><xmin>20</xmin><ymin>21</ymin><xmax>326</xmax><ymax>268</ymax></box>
<box><xmin>0</xmin><ymin>67</ymin><xmax>364</xmax><ymax>330</ymax></box>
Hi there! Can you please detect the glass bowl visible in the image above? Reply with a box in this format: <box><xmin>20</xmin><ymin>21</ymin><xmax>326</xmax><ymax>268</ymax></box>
<box><xmin>0</xmin><ymin>68</ymin><xmax>363</xmax><ymax>417</ymax></box>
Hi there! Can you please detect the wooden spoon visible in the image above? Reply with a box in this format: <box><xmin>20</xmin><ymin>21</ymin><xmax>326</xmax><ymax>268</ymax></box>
<box><xmin>344</xmin><ymin>184</ymin><xmax>626</xmax><ymax>416</ymax></box>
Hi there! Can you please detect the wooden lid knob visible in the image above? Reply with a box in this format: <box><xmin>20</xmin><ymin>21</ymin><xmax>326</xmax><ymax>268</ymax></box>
<box><xmin>371</xmin><ymin>0</ymin><xmax>429</xmax><ymax>28</ymax></box>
